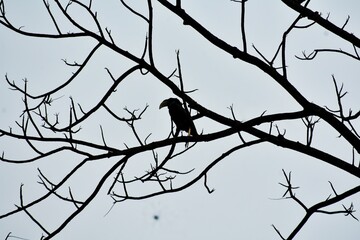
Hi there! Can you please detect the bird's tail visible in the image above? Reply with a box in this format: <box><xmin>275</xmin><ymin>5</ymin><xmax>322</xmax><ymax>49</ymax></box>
<box><xmin>189</xmin><ymin>125</ymin><xmax>198</xmax><ymax>136</ymax></box>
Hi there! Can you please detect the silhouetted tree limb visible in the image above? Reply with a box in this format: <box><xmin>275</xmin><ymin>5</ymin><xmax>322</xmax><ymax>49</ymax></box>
<box><xmin>276</xmin><ymin>170</ymin><xmax>360</xmax><ymax>239</ymax></box>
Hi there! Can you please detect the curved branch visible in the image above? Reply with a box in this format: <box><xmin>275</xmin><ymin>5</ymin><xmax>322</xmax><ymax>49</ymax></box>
<box><xmin>0</xmin><ymin>146</ymin><xmax>90</xmax><ymax>164</ymax></box>
<box><xmin>112</xmin><ymin>139</ymin><xmax>264</xmax><ymax>200</ymax></box>
<box><xmin>288</xmin><ymin>185</ymin><xmax>360</xmax><ymax>239</ymax></box>
<box><xmin>281</xmin><ymin>0</ymin><xmax>360</xmax><ymax>48</ymax></box>
<box><xmin>43</xmin><ymin>156</ymin><xmax>129</xmax><ymax>239</ymax></box>
<box><xmin>0</xmin><ymin>158</ymin><xmax>88</xmax><ymax>220</ymax></box>
<box><xmin>52</xmin><ymin>65</ymin><xmax>142</xmax><ymax>131</ymax></box>
<box><xmin>5</xmin><ymin>43</ymin><xmax>102</xmax><ymax>99</ymax></box>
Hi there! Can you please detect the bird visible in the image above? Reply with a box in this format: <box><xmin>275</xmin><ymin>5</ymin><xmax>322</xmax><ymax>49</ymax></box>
<box><xmin>159</xmin><ymin>98</ymin><xmax>198</xmax><ymax>136</ymax></box>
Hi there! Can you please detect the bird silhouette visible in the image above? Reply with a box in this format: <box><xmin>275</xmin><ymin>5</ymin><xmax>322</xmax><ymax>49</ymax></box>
<box><xmin>159</xmin><ymin>98</ymin><xmax>198</xmax><ymax>136</ymax></box>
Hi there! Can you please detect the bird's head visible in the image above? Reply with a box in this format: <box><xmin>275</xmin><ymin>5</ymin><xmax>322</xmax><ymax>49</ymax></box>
<box><xmin>159</xmin><ymin>98</ymin><xmax>181</xmax><ymax>109</ymax></box>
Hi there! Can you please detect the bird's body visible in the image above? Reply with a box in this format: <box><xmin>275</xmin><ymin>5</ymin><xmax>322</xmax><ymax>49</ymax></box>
<box><xmin>159</xmin><ymin>98</ymin><xmax>198</xmax><ymax>136</ymax></box>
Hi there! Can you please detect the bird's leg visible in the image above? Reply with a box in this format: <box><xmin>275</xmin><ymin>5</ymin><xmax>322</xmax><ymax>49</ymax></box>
<box><xmin>185</xmin><ymin>128</ymin><xmax>191</xmax><ymax>148</ymax></box>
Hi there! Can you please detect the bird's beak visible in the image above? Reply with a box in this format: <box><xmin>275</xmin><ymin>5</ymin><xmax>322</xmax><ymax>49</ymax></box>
<box><xmin>159</xmin><ymin>100</ymin><xmax>168</xmax><ymax>109</ymax></box>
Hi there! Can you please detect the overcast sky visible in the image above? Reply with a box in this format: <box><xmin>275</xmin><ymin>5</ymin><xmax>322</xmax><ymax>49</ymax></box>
<box><xmin>1</xmin><ymin>1</ymin><xmax>360</xmax><ymax>239</ymax></box>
